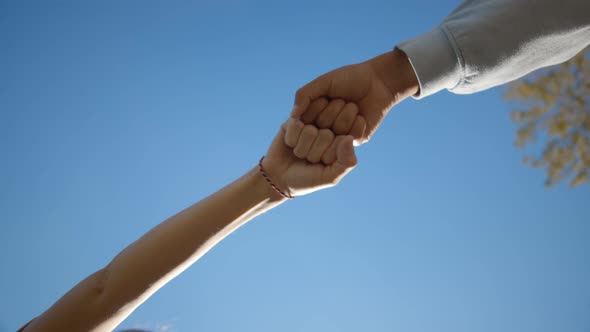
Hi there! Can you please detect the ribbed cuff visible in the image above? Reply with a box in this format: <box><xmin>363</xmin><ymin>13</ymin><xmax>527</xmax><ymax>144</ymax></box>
<box><xmin>396</xmin><ymin>26</ymin><xmax>462</xmax><ymax>99</ymax></box>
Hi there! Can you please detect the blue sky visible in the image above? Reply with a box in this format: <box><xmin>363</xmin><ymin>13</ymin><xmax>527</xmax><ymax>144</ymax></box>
<box><xmin>1</xmin><ymin>1</ymin><xmax>589</xmax><ymax>331</ymax></box>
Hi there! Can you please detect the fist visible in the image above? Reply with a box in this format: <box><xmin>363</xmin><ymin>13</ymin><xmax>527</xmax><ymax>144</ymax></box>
<box><xmin>263</xmin><ymin>118</ymin><xmax>358</xmax><ymax>197</ymax></box>
<box><xmin>298</xmin><ymin>97</ymin><xmax>366</xmax><ymax>145</ymax></box>
<box><xmin>291</xmin><ymin>49</ymin><xmax>419</xmax><ymax>144</ymax></box>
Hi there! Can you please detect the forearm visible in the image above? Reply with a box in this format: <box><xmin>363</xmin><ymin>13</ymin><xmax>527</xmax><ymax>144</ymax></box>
<box><xmin>27</xmin><ymin>166</ymin><xmax>286</xmax><ymax>331</ymax></box>
<box><xmin>100</xmin><ymin>167</ymin><xmax>285</xmax><ymax>316</ymax></box>
<box><xmin>397</xmin><ymin>0</ymin><xmax>590</xmax><ymax>98</ymax></box>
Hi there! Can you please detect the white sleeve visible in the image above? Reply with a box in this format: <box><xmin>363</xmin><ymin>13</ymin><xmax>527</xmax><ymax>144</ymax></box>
<box><xmin>396</xmin><ymin>0</ymin><xmax>590</xmax><ymax>99</ymax></box>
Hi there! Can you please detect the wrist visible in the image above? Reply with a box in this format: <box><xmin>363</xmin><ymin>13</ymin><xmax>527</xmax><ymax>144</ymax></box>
<box><xmin>246</xmin><ymin>165</ymin><xmax>290</xmax><ymax>204</ymax></box>
<box><xmin>367</xmin><ymin>49</ymin><xmax>419</xmax><ymax>103</ymax></box>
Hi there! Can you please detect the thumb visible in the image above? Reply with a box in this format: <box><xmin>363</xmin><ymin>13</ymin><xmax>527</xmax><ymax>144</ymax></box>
<box><xmin>325</xmin><ymin>135</ymin><xmax>357</xmax><ymax>184</ymax></box>
<box><xmin>336</xmin><ymin>135</ymin><xmax>358</xmax><ymax>169</ymax></box>
<box><xmin>265</xmin><ymin>120</ymin><xmax>289</xmax><ymax>160</ymax></box>
<box><xmin>292</xmin><ymin>74</ymin><xmax>331</xmax><ymax>118</ymax></box>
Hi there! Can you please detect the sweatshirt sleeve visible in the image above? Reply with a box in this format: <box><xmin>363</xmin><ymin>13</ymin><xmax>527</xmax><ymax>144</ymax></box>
<box><xmin>396</xmin><ymin>0</ymin><xmax>590</xmax><ymax>99</ymax></box>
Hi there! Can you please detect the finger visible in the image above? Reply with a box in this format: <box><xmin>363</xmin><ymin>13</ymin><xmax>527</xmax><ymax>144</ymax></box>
<box><xmin>324</xmin><ymin>135</ymin><xmax>357</xmax><ymax>184</ymax></box>
<box><xmin>349</xmin><ymin>115</ymin><xmax>367</xmax><ymax>146</ymax></box>
<box><xmin>264</xmin><ymin>120</ymin><xmax>290</xmax><ymax>167</ymax></box>
<box><xmin>284</xmin><ymin>118</ymin><xmax>305</xmax><ymax>148</ymax></box>
<box><xmin>335</xmin><ymin>135</ymin><xmax>358</xmax><ymax>169</ymax></box>
<box><xmin>320</xmin><ymin>135</ymin><xmax>344</xmax><ymax>165</ymax></box>
<box><xmin>306</xmin><ymin>129</ymin><xmax>334</xmax><ymax>163</ymax></box>
<box><xmin>332</xmin><ymin>102</ymin><xmax>359</xmax><ymax>135</ymax></box>
<box><xmin>316</xmin><ymin>99</ymin><xmax>346</xmax><ymax>129</ymax></box>
<box><xmin>292</xmin><ymin>75</ymin><xmax>332</xmax><ymax>118</ymax></box>
<box><xmin>301</xmin><ymin>97</ymin><xmax>329</xmax><ymax>124</ymax></box>
<box><xmin>293</xmin><ymin>125</ymin><xmax>319</xmax><ymax>159</ymax></box>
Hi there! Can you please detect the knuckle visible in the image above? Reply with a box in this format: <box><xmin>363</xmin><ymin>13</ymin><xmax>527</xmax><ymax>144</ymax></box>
<box><xmin>293</xmin><ymin>147</ymin><xmax>306</xmax><ymax>159</ymax></box>
<box><xmin>302</xmin><ymin>124</ymin><xmax>318</xmax><ymax>137</ymax></box>
<box><xmin>293</xmin><ymin>119</ymin><xmax>304</xmax><ymax>131</ymax></box>
<box><xmin>310</xmin><ymin>97</ymin><xmax>329</xmax><ymax>110</ymax></box>
<box><xmin>306</xmin><ymin>155</ymin><xmax>320</xmax><ymax>163</ymax></box>
<box><xmin>333</xmin><ymin>121</ymin><xmax>349</xmax><ymax>135</ymax></box>
<box><xmin>331</xmin><ymin>99</ymin><xmax>346</xmax><ymax>108</ymax></box>
<box><xmin>317</xmin><ymin>112</ymin><xmax>335</xmax><ymax>128</ymax></box>
<box><xmin>318</xmin><ymin>128</ymin><xmax>334</xmax><ymax>140</ymax></box>
<box><xmin>285</xmin><ymin>137</ymin><xmax>297</xmax><ymax>148</ymax></box>
<box><xmin>346</xmin><ymin>102</ymin><xmax>359</xmax><ymax>112</ymax></box>
<box><xmin>340</xmin><ymin>105</ymin><xmax>358</xmax><ymax>123</ymax></box>
<box><xmin>345</xmin><ymin>104</ymin><xmax>359</xmax><ymax>117</ymax></box>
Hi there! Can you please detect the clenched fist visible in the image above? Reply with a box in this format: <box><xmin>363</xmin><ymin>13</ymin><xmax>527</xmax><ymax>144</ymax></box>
<box><xmin>291</xmin><ymin>49</ymin><xmax>419</xmax><ymax>144</ymax></box>
<box><xmin>263</xmin><ymin>117</ymin><xmax>358</xmax><ymax>197</ymax></box>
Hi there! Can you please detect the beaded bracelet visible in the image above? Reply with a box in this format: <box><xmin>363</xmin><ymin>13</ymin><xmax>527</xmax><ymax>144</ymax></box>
<box><xmin>258</xmin><ymin>156</ymin><xmax>293</xmax><ymax>199</ymax></box>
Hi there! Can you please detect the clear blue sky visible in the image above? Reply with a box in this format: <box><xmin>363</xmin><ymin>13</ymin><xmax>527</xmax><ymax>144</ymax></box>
<box><xmin>1</xmin><ymin>1</ymin><xmax>589</xmax><ymax>331</ymax></box>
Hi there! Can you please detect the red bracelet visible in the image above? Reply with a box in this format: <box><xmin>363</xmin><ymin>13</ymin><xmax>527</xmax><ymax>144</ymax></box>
<box><xmin>258</xmin><ymin>156</ymin><xmax>293</xmax><ymax>199</ymax></box>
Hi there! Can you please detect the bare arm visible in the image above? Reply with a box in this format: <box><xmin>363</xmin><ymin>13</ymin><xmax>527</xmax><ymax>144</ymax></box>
<box><xmin>23</xmin><ymin>115</ymin><xmax>357</xmax><ymax>332</ymax></box>
<box><xmin>24</xmin><ymin>166</ymin><xmax>285</xmax><ymax>332</ymax></box>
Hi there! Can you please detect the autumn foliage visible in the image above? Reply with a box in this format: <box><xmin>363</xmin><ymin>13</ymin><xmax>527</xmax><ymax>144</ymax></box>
<box><xmin>505</xmin><ymin>48</ymin><xmax>590</xmax><ymax>187</ymax></box>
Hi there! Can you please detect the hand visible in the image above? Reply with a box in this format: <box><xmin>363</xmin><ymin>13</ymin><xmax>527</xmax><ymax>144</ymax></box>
<box><xmin>263</xmin><ymin>118</ymin><xmax>357</xmax><ymax>197</ymax></box>
<box><xmin>291</xmin><ymin>49</ymin><xmax>419</xmax><ymax>144</ymax></box>
<box><xmin>298</xmin><ymin>97</ymin><xmax>366</xmax><ymax>140</ymax></box>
